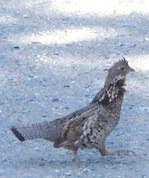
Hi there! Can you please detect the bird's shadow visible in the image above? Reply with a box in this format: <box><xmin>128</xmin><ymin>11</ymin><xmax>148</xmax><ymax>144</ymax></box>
<box><xmin>14</xmin><ymin>149</ymin><xmax>146</xmax><ymax>169</ymax></box>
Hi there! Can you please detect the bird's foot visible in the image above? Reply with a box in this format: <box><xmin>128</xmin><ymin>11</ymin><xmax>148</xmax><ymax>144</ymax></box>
<box><xmin>72</xmin><ymin>149</ymin><xmax>81</xmax><ymax>167</ymax></box>
<box><xmin>103</xmin><ymin>149</ymin><xmax>136</xmax><ymax>156</ymax></box>
<box><xmin>72</xmin><ymin>156</ymin><xmax>81</xmax><ymax>167</ymax></box>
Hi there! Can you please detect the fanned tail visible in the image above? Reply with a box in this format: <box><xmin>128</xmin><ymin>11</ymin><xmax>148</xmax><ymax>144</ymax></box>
<box><xmin>11</xmin><ymin>120</ymin><xmax>63</xmax><ymax>142</ymax></box>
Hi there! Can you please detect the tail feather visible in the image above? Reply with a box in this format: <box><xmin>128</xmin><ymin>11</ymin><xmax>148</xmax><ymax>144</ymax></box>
<box><xmin>11</xmin><ymin>127</ymin><xmax>25</xmax><ymax>142</ymax></box>
<box><xmin>11</xmin><ymin>121</ymin><xmax>60</xmax><ymax>142</ymax></box>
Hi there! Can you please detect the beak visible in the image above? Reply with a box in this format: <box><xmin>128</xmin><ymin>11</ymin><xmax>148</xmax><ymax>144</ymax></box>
<box><xmin>128</xmin><ymin>66</ymin><xmax>135</xmax><ymax>72</ymax></box>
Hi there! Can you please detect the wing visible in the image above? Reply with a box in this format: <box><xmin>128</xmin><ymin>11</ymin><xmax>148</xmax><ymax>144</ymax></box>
<box><xmin>57</xmin><ymin>104</ymin><xmax>99</xmax><ymax>142</ymax></box>
<box><xmin>77</xmin><ymin>110</ymin><xmax>110</xmax><ymax>149</ymax></box>
<box><xmin>91</xmin><ymin>88</ymin><xmax>108</xmax><ymax>104</ymax></box>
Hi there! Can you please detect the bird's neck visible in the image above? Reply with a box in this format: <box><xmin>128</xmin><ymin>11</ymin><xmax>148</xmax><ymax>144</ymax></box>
<box><xmin>103</xmin><ymin>86</ymin><xmax>125</xmax><ymax>114</ymax></box>
<box><xmin>92</xmin><ymin>82</ymin><xmax>126</xmax><ymax>112</ymax></box>
<box><xmin>97</xmin><ymin>85</ymin><xmax>125</xmax><ymax>121</ymax></box>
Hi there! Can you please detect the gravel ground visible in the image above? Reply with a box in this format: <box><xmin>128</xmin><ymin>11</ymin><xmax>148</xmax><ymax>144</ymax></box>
<box><xmin>0</xmin><ymin>0</ymin><xmax>149</xmax><ymax>177</ymax></box>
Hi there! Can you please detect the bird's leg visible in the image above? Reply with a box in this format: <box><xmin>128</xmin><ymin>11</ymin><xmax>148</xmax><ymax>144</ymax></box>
<box><xmin>98</xmin><ymin>143</ymin><xmax>112</xmax><ymax>156</ymax></box>
<box><xmin>72</xmin><ymin>149</ymin><xmax>80</xmax><ymax>167</ymax></box>
<box><xmin>98</xmin><ymin>143</ymin><xmax>120</xmax><ymax>156</ymax></box>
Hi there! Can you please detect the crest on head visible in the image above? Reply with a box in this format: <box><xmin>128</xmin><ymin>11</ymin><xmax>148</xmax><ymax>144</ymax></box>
<box><xmin>92</xmin><ymin>58</ymin><xmax>135</xmax><ymax>104</ymax></box>
<box><xmin>105</xmin><ymin>57</ymin><xmax>134</xmax><ymax>87</ymax></box>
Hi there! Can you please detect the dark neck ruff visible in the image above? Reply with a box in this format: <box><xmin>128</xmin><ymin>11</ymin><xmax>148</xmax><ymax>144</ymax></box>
<box><xmin>92</xmin><ymin>79</ymin><xmax>126</xmax><ymax>108</ymax></box>
<box><xmin>101</xmin><ymin>86</ymin><xmax>125</xmax><ymax>106</ymax></box>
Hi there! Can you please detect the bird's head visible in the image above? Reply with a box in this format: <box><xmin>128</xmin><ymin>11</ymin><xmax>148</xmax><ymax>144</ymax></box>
<box><xmin>105</xmin><ymin>58</ymin><xmax>135</xmax><ymax>88</ymax></box>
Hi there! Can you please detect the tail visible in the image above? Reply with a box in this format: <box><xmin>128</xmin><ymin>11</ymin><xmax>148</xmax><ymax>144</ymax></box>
<box><xmin>11</xmin><ymin>121</ymin><xmax>62</xmax><ymax>142</ymax></box>
<box><xmin>11</xmin><ymin>127</ymin><xmax>25</xmax><ymax>141</ymax></box>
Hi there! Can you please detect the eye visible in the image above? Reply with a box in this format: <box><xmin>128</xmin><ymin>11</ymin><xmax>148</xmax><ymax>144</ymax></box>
<box><xmin>120</xmin><ymin>67</ymin><xmax>125</xmax><ymax>71</ymax></box>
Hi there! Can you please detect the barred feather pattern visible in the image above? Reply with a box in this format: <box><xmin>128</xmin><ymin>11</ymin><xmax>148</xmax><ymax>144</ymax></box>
<box><xmin>59</xmin><ymin>86</ymin><xmax>125</xmax><ymax>150</ymax></box>
<box><xmin>11</xmin><ymin>59</ymin><xmax>134</xmax><ymax>159</ymax></box>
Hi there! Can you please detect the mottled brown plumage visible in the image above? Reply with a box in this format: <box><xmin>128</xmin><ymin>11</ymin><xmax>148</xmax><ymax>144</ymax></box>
<box><xmin>11</xmin><ymin>58</ymin><xmax>134</xmax><ymax>163</ymax></box>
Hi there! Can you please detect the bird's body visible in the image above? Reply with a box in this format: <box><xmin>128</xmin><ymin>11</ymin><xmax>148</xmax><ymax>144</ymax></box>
<box><xmin>11</xmin><ymin>58</ymin><xmax>134</xmax><ymax>162</ymax></box>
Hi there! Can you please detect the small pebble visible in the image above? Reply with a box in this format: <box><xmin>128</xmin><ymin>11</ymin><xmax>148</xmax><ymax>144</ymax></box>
<box><xmin>7</xmin><ymin>76</ymin><xmax>14</xmax><ymax>80</ymax></box>
<box><xmin>1</xmin><ymin>159</ymin><xmax>7</xmax><ymax>163</ymax></box>
<box><xmin>103</xmin><ymin>68</ymin><xmax>108</xmax><ymax>71</ymax></box>
<box><xmin>55</xmin><ymin>169</ymin><xmax>60</xmax><ymax>173</ymax></box>
<box><xmin>42</xmin><ymin>115</ymin><xmax>47</xmax><ymax>118</ymax></box>
<box><xmin>139</xmin><ymin>106</ymin><xmax>149</xmax><ymax>112</ymax></box>
<box><xmin>119</xmin><ymin>43</ymin><xmax>124</xmax><ymax>47</ymax></box>
<box><xmin>52</xmin><ymin>98</ymin><xmax>59</xmax><ymax>102</ymax></box>
<box><xmin>54</xmin><ymin>53</ymin><xmax>59</xmax><ymax>56</ymax></box>
<box><xmin>129</xmin><ymin>44</ymin><xmax>136</xmax><ymax>48</ymax></box>
<box><xmin>23</xmin><ymin>14</ymin><xmax>28</xmax><ymax>18</ymax></box>
<box><xmin>81</xmin><ymin>168</ymin><xmax>90</xmax><ymax>174</ymax></box>
<box><xmin>34</xmin><ymin>147</ymin><xmax>40</xmax><ymax>151</ymax></box>
<box><xmin>13</xmin><ymin>46</ymin><xmax>20</xmax><ymax>49</ymax></box>
<box><xmin>39</xmin><ymin>163</ymin><xmax>45</xmax><ymax>166</ymax></box>
<box><xmin>65</xmin><ymin>171</ymin><xmax>72</xmax><ymax>176</ymax></box>
<box><xmin>64</xmin><ymin>85</ymin><xmax>70</xmax><ymax>88</ymax></box>
<box><xmin>145</xmin><ymin>37</ymin><xmax>149</xmax><ymax>41</ymax></box>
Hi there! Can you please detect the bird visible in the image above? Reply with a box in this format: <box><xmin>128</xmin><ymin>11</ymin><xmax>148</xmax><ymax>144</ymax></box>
<box><xmin>11</xmin><ymin>58</ymin><xmax>135</xmax><ymax>164</ymax></box>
